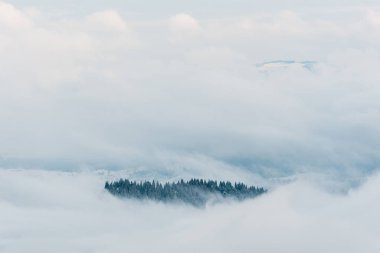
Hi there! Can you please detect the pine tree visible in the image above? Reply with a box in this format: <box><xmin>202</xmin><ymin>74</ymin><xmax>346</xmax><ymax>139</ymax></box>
<box><xmin>105</xmin><ymin>178</ymin><xmax>266</xmax><ymax>207</ymax></box>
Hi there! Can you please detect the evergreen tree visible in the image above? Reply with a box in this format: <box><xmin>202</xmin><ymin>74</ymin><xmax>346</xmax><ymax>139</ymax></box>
<box><xmin>105</xmin><ymin>178</ymin><xmax>266</xmax><ymax>207</ymax></box>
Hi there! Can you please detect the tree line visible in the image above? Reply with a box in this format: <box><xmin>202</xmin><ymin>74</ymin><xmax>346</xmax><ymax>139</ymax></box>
<box><xmin>105</xmin><ymin>178</ymin><xmax>266</xmax><ymax>206</ymax></box>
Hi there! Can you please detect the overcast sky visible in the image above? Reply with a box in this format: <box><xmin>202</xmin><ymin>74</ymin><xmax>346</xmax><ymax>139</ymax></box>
<box><xmin>7</xmin><ymin>0</ymin><xmax>379</xmax><ymax>17</ymax></box>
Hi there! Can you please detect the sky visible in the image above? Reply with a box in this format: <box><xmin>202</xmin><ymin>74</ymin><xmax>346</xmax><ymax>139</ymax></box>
<box><xmin>6</xmin><ymin>0</ymin><xmax>377</xmax><ymax>18</ymax></box>
<box><xmin>1</xmin><ymin>0</ymin><xmax>380</xmax><ymax>252</ymax></box>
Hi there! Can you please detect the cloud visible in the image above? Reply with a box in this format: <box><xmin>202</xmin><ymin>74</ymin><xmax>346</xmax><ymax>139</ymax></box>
<box><xmin>1</xmin><ymin>1</ymin><xmax>379</xmax><ymax>251</ymax></box>
<box><xmin>0</xmin><ymin>2</ymin><xmax>137</xmax><ymax>91</ymax></box>
<box><xmin>0</xmin><ymin>1</ymin><xmax>379</xmax><ymax>181</ymax></box>
<box><xmin>0</xmin><ymin>169</ymin><xmax>379</xmax><ymax>252</ymax></box>
<box><xmin>85</xmin><ymin>10</ymin><xmax>128</xmax><ymax>32</ymax></box>
<box><xmin>0</xmin><ymin>1</ymin><xmax>32</xmax><ymax>29</ymax></box>
<box><xmin>169</xmin><ymin>13</ymin><xmax>201</xmax><ymax>32</ymax></box>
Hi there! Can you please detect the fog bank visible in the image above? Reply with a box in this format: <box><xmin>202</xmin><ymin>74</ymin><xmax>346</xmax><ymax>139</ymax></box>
<box><xmin>0</xmin><ymin>169</ymin><xmax>379</xmax><ymax>253</ymax></box>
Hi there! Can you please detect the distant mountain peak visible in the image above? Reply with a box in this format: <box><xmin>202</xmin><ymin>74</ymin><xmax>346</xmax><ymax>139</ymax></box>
<box><xmin>256</xmin><ymin>60</ymin><xmax>318</xmax><ymax>72</ymax></box>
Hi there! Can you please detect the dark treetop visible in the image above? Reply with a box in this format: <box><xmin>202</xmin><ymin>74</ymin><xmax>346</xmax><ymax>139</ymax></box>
<box><xmin>105</xmin><ymin>178</ymin><xmax>266</xmax><ymax>207</ymax></box>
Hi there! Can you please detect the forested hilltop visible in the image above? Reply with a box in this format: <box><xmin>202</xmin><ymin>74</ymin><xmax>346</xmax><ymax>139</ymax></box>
<box><xmin>105</xmin><ymin>179</ymin><xmax>266</xmax><ymax>207</ymax></box>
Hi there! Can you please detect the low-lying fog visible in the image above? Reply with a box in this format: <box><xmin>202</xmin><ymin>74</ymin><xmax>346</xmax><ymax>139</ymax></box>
<box><xmin>0</xmin><ymin>169</ymin><xmax>379</xmax><ymax>253</ymax></box>
<box><xmin>1</xmin><ymin>1</ymin><xmax>380</xmax><ymax>251</ymax></box>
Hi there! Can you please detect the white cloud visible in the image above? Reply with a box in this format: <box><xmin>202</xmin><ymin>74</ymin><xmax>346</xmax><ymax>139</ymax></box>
<box><xmin>0</xmin><ymin>1</ymin><xmax>32</xmax><ymax>29</ymax></box>
<box><xmin>85</xmin><ymin>10</ymin><xmax>128</xmax><ymax>32</ymax></box>
<box><xmin>0</xmin><ymin>169</ymin><xmax>379</xmax><ymax>252</ymax></box>
<box><xmin>0</xmin><ymin>4</ymin><xmax>139</xmax><ymax>102</ymax></box>
<box><xmin>0</xmin><ymin>1</ymin><xmax>380</xmax><ymax>250</ymax></box>
<box><xmin>0</xmin><ymin>1</ymin><xmax>379</xmax><ymax>180</ymax></box>
<box><xmin>169</xmin><ymin>13</ymin><xmax>201</xmax><ymax>32</ymax></box>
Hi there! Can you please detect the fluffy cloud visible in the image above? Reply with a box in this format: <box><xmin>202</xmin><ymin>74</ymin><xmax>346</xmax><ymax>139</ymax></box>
<box><xmin>1</xmin><ymin>1</ymin><xmax>379</xmax><ymax>252</ymax></box>
<box><xmin>0</xmin><ymin>2</ymin><xmax>137</xmax><ymax>91</ymax></box>
<box><xmin>85</xmin><ymin>10</ymin><xmax>128</xmax><ymax>32</ymax></box>
<box><xmin>0</xmin><ymin>1</ymin><xmax>32</xmax><ymax>29</ymax></box>
<box><xmin>169</xmin><ymin>13</ymin><xmax>201</xmax><ymax>32</ymax></box>
<box><xmin>0</xmin><ymin>1</ymin><xmax>380</xmax><ymax>182</ymax></box>
<box><xmin>0</xmin><ymin>169</ymin><xmax>379</xmax><ymax>252</ymax></box>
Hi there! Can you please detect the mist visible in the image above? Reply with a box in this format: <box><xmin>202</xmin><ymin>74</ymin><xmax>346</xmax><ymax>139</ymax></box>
<box><xmin>0</xmin><ymin>1</ymin><xmax>380</xmax><ymax>181</ymax></box>
<box><xmin>1</xmin><ymin>0</ymin><xmax>380</xmax><ymax>251</ymax></box>
<box><xmin>0</xmin><ymin>169</ymin><xmax>379</xmax><ymax>253</ymax></box>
